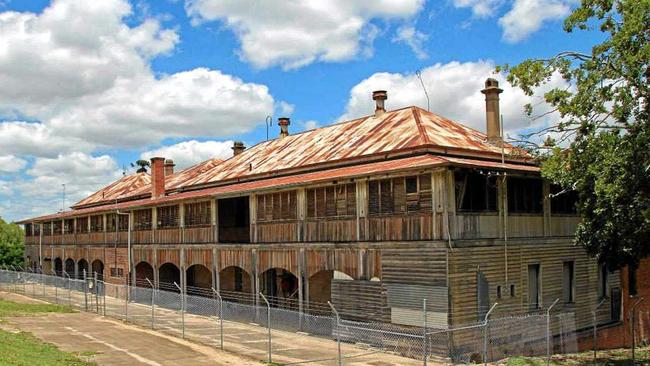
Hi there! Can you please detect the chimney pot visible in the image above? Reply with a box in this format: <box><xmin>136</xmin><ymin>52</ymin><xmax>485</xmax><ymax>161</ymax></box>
<box><xmin>232</xmin><ymin>141</ymin><xmax>246</xmax><ymax>156</ymax></box>
<box><xmin>372</xmin><ymin>90</ymin><xmax>387</xmax><ymax>117</ymax></box>
<box><xmin>164</xmin><ymin>159</ymin><xmax>175</xmax><ymax>176</ymax></box>
<box><xmin>150</xmin><ymin>157</ymin><xmax>165</xmax><ymax>199</ymax></box>
<box><xmin>278</xmin><ymin>117</ymin><xmax>290</xmax><ymax>138</ymax></box>
<box><xmin>480</xmin><ymin>78</ymin><xmax>503</xmax><ymax>144</ymax></box>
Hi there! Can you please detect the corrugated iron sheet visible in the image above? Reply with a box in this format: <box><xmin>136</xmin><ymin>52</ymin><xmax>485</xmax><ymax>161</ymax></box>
<box><xmin>73</xmin><ymin>173</ymin><xmax>150</xmax><ymax>208</ymax></box>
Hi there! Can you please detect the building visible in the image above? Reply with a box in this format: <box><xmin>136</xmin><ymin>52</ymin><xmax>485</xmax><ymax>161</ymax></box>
<box><xmin>18</xmin><ymin>79</ymin><xmax>622</xmax><ymax>338</ymax></box>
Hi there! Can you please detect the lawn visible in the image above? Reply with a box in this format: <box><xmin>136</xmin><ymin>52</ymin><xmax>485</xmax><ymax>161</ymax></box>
<box><xmin>0</xmin><ymin>298</ymin><xmax>94</xmax><ymax>365</ymax></box>
<box><xmin>505</xmin><ymin>346</ymin><xmax>650</xmax><ymax>366</ymax></box>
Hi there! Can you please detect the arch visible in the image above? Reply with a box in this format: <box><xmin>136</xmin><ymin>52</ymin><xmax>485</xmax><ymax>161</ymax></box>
<box><xmin>333</xmin><ymin>270</ymin><xmax>354</xmax><ymax>281</ymax></box>
<box><xmin>219</xmin><ymin>266</ymin><xmax>252</xmax><ymax>301</ymax></box>
<box><xmin>308</xmin><ymin>270</ymin><xmax>333</xmax><ymax>306</ymax></box>
<box><xmin>77</xmin><ymin>259</ymin><xmax>89</xmax><ymax>278</ymax></box>
<box><xmin>53</xmin><ymin>258</ymin><xmax>62</xmax><ymax>276</ymax></box>
<box><xmin>158</xmin><ymin>262</ymin><xmax>180</xmax><ymax>292</ymax></box>
<box><xmin>186</xmin><ymin>264</ymin><xmax>211</xmax><ymax>296</ymax></box>
<box><xmin>259</xmin><ymin>267</ymin><xmax>298</xmax><ymax>309</ymax></box>
<box><xmin>64</xmin><ymin>258</ymin><xmax>75</xmax><ymax>277</ymax></box>
<box><xmin>135</xmin><ymin>261</ymin><xmax>155</xmax><ymax>287</ymax></box>
<box><xmin>91</xmin><ymin>259</ymin><xmax>104</xmax><ymax>281</ymax></box>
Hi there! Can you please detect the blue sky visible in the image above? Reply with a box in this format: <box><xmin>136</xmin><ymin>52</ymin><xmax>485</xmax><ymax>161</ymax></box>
<box><xmin>0</xmin><ymin>0</ymin><xmax>601</xmax><ymax>222</ymax></box>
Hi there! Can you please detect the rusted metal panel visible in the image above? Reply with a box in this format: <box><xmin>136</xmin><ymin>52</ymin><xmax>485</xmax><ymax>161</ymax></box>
<box><xmin>73</xmin><ymin>173</ymin><xmax>151</xmax><ymax>208</ymax></box>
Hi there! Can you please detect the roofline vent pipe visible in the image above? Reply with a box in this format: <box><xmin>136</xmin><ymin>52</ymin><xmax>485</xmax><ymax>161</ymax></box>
<box><xmin>372</xmin><ymin>90</ymin><xmax>387</xmax><ymax>117</ymax></box>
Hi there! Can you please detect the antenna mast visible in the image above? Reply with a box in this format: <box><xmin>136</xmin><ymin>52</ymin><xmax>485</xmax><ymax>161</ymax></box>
<box><xmin>415</xmin><ymin>70</ymin><xmax>430</xmax><ymax>112</ymax></box>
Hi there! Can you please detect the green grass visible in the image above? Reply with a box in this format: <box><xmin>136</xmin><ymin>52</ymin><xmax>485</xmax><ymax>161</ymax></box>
<box><xmin>0</xmin><ymin>329</ymin><xmax>94</xmax><ymax>365</ymax></box>
<box><xmin>506</xmin><ymin>356</ymin><xmax>547</xmax><ymax>366</ymax></box>
<box><xmin>0</xmin><ymin>299</ymin><xmax>73</xmax><ymax>317</ymax></box>
<box><xmin>505</xmin><ymin>347</ymin><xmax>650</xmax><ymax>366</ymax></box>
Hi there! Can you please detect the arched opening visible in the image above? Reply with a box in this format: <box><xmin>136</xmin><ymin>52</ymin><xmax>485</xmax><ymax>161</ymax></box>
<box><xmin>135</xmin><ymin>261</ymin><xmax>154</xmax><ymax>287</ymax></box>
<box><xmin>219</xmin><ymin>266</ymin><xmax>252</xmax><ymax>303</ymax></box>
<box><xmin>64</xmin><ymin>258</ymin><xmax>75</xmax><ymax>278</ymax></box>
<box><xmin>186</xmin><ymin>264</ymin><xmax>211</xmax><ymax>296</ymax></box>
<box><xmin>260</xmin><ymin>267</ymin><xmax>298</xmax><ymax>309</ymax></box>
<box><xmin>308</xmin><ymin>270</ymin><xmax>333</xmax><ymax>312</ymax></box>
<box><xmin>54</xmin><ymin>258</ymin><xmax>62</xmax><ymax>276</ymax></box>
<box><xmin>77</xmin><ymin>259</ymin><xmax>89</xmax><ymax>278</ymax></box>
<box><xmin>91</xmin><ymin>260</ymin><xmax>104</xmax><ymax>281</ymax></box>
<box><xmin>158</xmin><ymin>262</ymin><xmax>180</xmax><ymax>292</ymax></box>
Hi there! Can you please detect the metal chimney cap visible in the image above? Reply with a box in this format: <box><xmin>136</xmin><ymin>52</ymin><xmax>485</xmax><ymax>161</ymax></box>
<box><xmin>372</xmin><ymin>90</ymin><xmax>388</xmax><ymax>100</ymax></box>
<box><xmin>278</xmin><ymin>117</ymin><xmax>291</xmax><ymax>126</ymax></box>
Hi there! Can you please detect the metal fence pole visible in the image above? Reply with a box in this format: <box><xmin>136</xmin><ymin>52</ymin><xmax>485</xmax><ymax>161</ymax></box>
<box><xmin>630</xmin><ymin>297</ymin><xmax>644</xmax><ymax>363</ymax></box>
<box><xmin>146</xmin><ymin>278</ymin><xmax>155</xmax><ymax>329</ymax></box>
<box><xmin>259</xmin><ymin>292</ymin><xmax>272</xmax><ymax>364</ymax></box>
<box><xmin>483</xmin><ymin>303</ymin><xmax>498</xmax><ymax>366</ymax></box>
<box><xmin>423</xmin><ymin>298</ymin><xmax>428</xmax><ymax>366</ymax></box>
<box><xmin>546</xmin><ymin>298</ymin><xmax>560</xmax><ymax>366</ymax></box>
<box><xmin>174</xmin><ymin>282</ymin><xmax>184</xmax><ymax>339</ymax></box>
<box><xmin>63</xmin><ymin>271</ymin><xmax>71</xmax><ymax>307</ymax></box>
<box><xmin>212</xmin><ymin>287</ymin><xmax>224</xmax><ymax>350</ymax></box>
<box><xmin>94</xmin><ymin>272</ymin><xmax>99</xmax><ymax>313</ymax></box>
<box><xmin>592</xmin><ymin>298</ymin><xmax>606</xmax><ymax>362</ymax></box>
<box><xmin>125</xmin><ymin>282</ymin><xmax>129</xmax><ymax>322</ymax></box>
<box><xmin>328</xmin><ymin>301</ymin><xmax>343</xmax><ymax>366</ymax></box>
<box><xmin>83</xmin><ymin>269</ymin><xmax>88</xmax><ymax>311</ymax></box>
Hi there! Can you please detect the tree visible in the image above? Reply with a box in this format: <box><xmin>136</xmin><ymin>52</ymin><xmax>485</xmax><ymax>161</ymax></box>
<box><xmin>0</xmin><ymin>217</ymin><xmax>24</xmax><ymax>268</ymax></box>
<box><xmin>499</xmin><ymin>0</ymin><xmax>649</xmax><ymax>270</ymax></box>
<box><xmin>132</xmin><ymin>160</ymin><xmax>150</xmax><ymax>173</ymax></box>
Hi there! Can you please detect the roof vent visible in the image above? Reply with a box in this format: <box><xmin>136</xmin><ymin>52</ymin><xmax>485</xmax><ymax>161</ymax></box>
<box><xmin>232</xmin><ymin>141</ymin><xmax>246</xmax><ymax>156</ymax></box>
<box><xmin>278</xmin><ymin>117</ymin><xmax>290</xmax><ymax>138</ymax></box>
<box><xmin>372</xmin><ymin>90</ymin><xmax>387</xmax><ymax>117</ymax></box>
<box><xmin>164</xmin><ymin>159</ymin><xmax>175</xmax><ymax>176</ymax></box>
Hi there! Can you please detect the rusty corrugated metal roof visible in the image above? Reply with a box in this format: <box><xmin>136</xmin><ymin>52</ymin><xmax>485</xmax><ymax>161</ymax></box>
<box><xmin>72</xmin><ymin>172</ymin><xmax>151</xmax><ymax>208</ymax></box>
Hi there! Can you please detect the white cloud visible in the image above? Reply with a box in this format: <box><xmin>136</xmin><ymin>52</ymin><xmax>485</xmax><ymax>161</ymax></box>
<box><xmin>340</xmin><ymin>60</ymin><xmax>567</xmax><ymax>137</ymax></box>
<box><xmin>498</xmin><ymin>0</ymin><xmax>573</xmax><ymax>43</ymax></box>
<box><xmin>0</xmin><ymin>155</ymin><xmax>27</xmax><ymax>173</ymax></box>
<box><xmin>392</xmin><ymin>26</ymin><xmax>428</xmax><ymax>59</ymax></box>
<box><xmin>185</xmin><ymin>0</ymin><xmax>424</xmax><ymax>69</ymax></box>
<box><xmin>453</xmin><ymin>0</ymin><xmax>505</xmax><ymax>18</ymax></box>
<box><xmin>141</xmin><ymin>140</ymin><xmax>234</xmax><ymax>170</ymax></box>
<box><xmin>0</xmin><ymin>180</ymin><xmax>11</xmax><ymax>196</ymax></box>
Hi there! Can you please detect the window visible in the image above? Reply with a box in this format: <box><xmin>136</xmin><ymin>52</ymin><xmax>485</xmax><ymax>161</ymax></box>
<box><xmin>628</xmin><ymin>265</ymin><xmax>638</xmax><ymax>296</ymax></box>
<box><xmin>25</xmin><ymin>224</ymin><xmax>32</xmax><ymax>237</ymax></box>
<box><xmin>598</xmin><ymin>263</ymin><xmax>608</xmax><ymax>298</ymax></box>
<box><xmin>550</xmin><ymin>185</ymin><xmax>578</xmax><ymax>214</ymax></box>
<box><xmin>106</xmin><ymin>213</ymin><xmax>117</xmax><ymax>232</ymax></box>
<box><xmin>117</xmin><ymin>214</ymin><xmax>129</xmax><ymax>232</ymax></box>
<box><xmin>185</xmin><ymin>201</ymin><xmax>211</xmax><ymax>227</ymax></box>
<box><xmin>508</xmin><ymin>177</ymin><xmax>543</xmax><ymax>213</ymax></box>
<box><xmin>53</xmin><ymin>221</ymin><xmax>62</xmax><ymax>235</ymax></box>
<box><xmin>110</xmin><ymin>267</ymin><xmax>124</xmax><ymax>278</ymax></box>
<box><xmin>510</xmin><ymin>284</ymin><xmax>516</xmax><ymax>297</ymax></box>
<box><xmin>77</xmin><ymin>217</ymin><xmax>88</xmax><ymax>233</ymax></box>
<box><xmin>33</xmin><ymin>224</ymin><xmax>40</xmax><ymax>237</ymax></box>
<box><xmin>90</xmin><ymin>215</ymin><xmax>103</xmax><ymax>232</ymax></box>
<box><xmin>133</xmin><ymin>209</ymin><xmax>152</xmax><ymax>231</ymax></box>
<box><xmin>43</xmin><ymin>222</ymin><xmax>52</xmax><ymax>235</ymax></box>
<box><xmin>528</xmin><ymin>264</ymin><xmax>541</xmax><ymax>309</ymax></box>
<box><xmin>64</xmin><ymin>219</ymin><xmax>74</xmax><ymax>234</ymax></box>
<box><xmin>496</xmin><ymin>285</ymin><xmax>502</xmax><ymax>299</ymax></box>
<box><xmin>563</xmin><ymin>261</ymin><xmax>575</xmax><ymax>303</ymax></box>
<box><xmin>368</xmin><ymin>174</ymin><xmax>432</xmax><ymax>216</ymax></box>
<box><xmin>157</xmin><ymin>205</ymin><xmax>179</xmax><ymax>228</ymax></box>
<box><xmin>306</xmin><ymin>183</ymin><xmax>356</xmax><ymax>218</ymax></box>
<box><xmin>256</xmin><ymin>191</ymin><xmax>297</xmax><ymax>222</ymax></box>
<box><xmin>455</xmin><ymin>171</ymin><xmax>498</xmax><ymax>212</ymax></box>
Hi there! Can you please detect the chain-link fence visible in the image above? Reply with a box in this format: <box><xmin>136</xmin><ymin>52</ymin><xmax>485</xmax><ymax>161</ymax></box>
<box><xmin>0</xmin><ymin>269</ymin><xmax>629</xmax><ymax>365</ymax></box>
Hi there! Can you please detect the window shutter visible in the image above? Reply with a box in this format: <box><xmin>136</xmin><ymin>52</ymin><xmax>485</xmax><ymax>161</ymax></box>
<box><xmin>369</xmin><ymin>181</ymin><xmax>379</xmax><ymax>215</ymax></box>
<box><xmin>346</xmin><ymin>183</ymin><xmax>356</xmax><ymax>216</ymax></box>
<box><xmin>380</xmin><ymin>179</ymin><xmax>393</xmax><ymax>214</ymax></box>
<box><xmin>307</xmin><ymin>189</ymin><xmax>315</xmax><ymax>218</ymax></box>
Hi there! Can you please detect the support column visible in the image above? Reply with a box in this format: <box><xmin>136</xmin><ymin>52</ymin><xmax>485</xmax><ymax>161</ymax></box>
<box><xmin>213</xmin><ymin>247</ymin><xmax>220</xmax><ymax>292</ymax></box>
<box><xmin>298</xmin><ymin>248</ymin><xmax>305</xmax><ymax>316</ymax></box>
<box><xmin>180</xmin><ymin>247</ymin><xmax>186</xmax><ymax>294</ymax></box>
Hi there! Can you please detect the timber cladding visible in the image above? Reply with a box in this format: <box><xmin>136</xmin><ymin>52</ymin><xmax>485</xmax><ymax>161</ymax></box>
<box><xmin>331</xmin><ymin>279</ymin><xmax>391</xmax><ymax>322</ymax></box>
<box><xmin>219</xmin><ymin>249</ymin><xmax>253</xmax><ymax>274</ymax></box>
<box><xmin>155</xmin><ymin>248</ymin><xmax>179</xmax><ymax>266</ymax></box>
<box><xmin>257</xmin><ymin>249</ymin><xmax>299</xmax><ymax>275</ymax></box>
<box><xmin>185</xmin><ymin>248</ymin><xmax>212</xmax><ymax>267</ymax></box>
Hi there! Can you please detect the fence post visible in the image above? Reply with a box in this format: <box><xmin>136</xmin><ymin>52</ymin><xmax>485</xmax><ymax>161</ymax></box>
<box><xmin>212</xmin><ymin>287</ymin><xmax>224</xmax><ymax>350</ymax></box>
<box><xmin>125</xmin><ymin>282</ymin><xmax>129</xmax><ymax>323</ymax></box>
<box><xmin>630</xmin><ymin>297</ymin><xmax>644</xmax><ymax>363</ymax></box>
<box><xmin>146</xmin><ymin>278</ymin><xmax>155</xmax><ymax>329</ymax></box>
<box><xmin>174</xmin><ymin>282</ymin><xmax>184</xmax><ymax>339</ymax></box>
<box><xmin>83</xmin><ymin>269</ymin><xmax>88</xmax><ymax>311</ymax></box>
<box><xmin>259</xmin><ymin>292</ymin><xmax>272</xmax><ymax>364</ymax></box>
<box><xmin>63</xmin><ymin>271</ymin><xmax>71</xmax><ymax>307</ymax></box>
<box><xmin>423</xmin><ymin>298</ymin><xmax>428</xmax><ymax>366</ymax></box>
<box><xmin>94</xmin><ymin>272</ymin><xmax>99</xmax><ymax>313</ymax></box>
<box><xmin>328</xmin><ymin>301</ymin><xmax>343</xmax><ymax>366</ymax></box>
<box><xmin>592</xmin><ymin>298</ymin><xmax>606</xmax><ymax>363</ymax></box>
<box><xmin>10</xmin><ymin>266</ymin><xmax>17</xmax><ymax>293</ymax></box>
<box><xmin>546</xmin><ymin>298</ymin><xmax>560</xmax><ymax>366</ymax></box>
<box><xmin>483</xmin><ymin>303</ymin><xmax>498</xmax><ymax>366</ymax></box>
<box><xmin>54</xmin><ymin>274</ymin><xmax>59</xmax><ymax>304</ymax></box>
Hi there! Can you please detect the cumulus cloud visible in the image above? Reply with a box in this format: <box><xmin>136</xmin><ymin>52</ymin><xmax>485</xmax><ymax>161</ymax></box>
<box><xmin>392</xmin><ymin>26</ymin><xmax>429</xmax><ymax>59</ymax></box>
<box><xmin>0</xmin><ymin>180</ymin><xmax>11</xmax><ymax>196</ymax></box>
<box><xmin>185</xmin><ymin>0</ymin><xmax>424</xmax><ymax>69</ymax></box>
<box><xmin>0</xmin><ymin>155</ymin><xmax>27</xmax><ymax>173</ymax></box>
<box><xmin>498</xmin><ymin>0</ymin><xmax>574</xmax><ymax>43</ymax></box>
<box><xmin>141</xmin><ymin>140</ymin><xmax>234</xmax><ymax>170</ymax></box>
<box><xmin>453</xmin><ymin>0</ymin><xmax>505</xmax><ymax>18</ymax></box>
<box><xmin>340</xmin><ymin>60</ymin><xmax>567</xmax><ymax>137</ymax></box>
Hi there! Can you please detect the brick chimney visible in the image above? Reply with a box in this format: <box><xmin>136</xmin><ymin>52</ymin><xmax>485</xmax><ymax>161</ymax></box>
<box><xmin>278</xmin><ymin>117</ymin><xmax>290</xmax><ymax>138</ymax></box>
<box><xmin>372</xmin><ymin>90</ymin><xmax>387</xmax><ymax>117</ymax></box>
<box><xmin>481</xmin><ymin>78</ymin><xmax>503</xmax><ymax>144</ymax></box>
<box><xmin>164</xmin><ymin>159</ymin><xmax>175</xmax><ymax>176</ymax></box>
<box><xmin>150</xmin><ymin>157</ymin><xmax>165</xmax><ymax>199</ymax></box>
<box><xmin>232</xmin><ymin>141</ymin><xmax>246</xmax><ymax>156</ymax></box>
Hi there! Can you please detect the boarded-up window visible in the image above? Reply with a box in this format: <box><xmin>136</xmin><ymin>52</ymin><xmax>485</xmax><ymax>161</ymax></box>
<box><xmin>157</xmin><ymin>205</ymin><xmax>179</xmax><ymax>228</ymax></box>
<box><xmin>455</xmin><ymin>170</ymin><xmax>498</xmax><ymax>212</ymax></box>
<box><xmin>64</xmin><ymin>219</ymin><xmax>74</xmax><ymax>234</ymax></box>
<box><xmin>133</xmin><ymin>209</ymin><xmax>152</xmax><ymax>231</ymax></box>
<box><xmin>76</xmin><ymin>217</ymin><xmax>88</xmax><ymax>233</ymax></box>
<box><xmin>528</xmin><ymin>264</ymin><xmax>541</xmax><ymax>310</ymax></box>
<box><xmin>256</xmin><ymin>191</ymin><xmax>297</xmax><ymax>222</ymax></box>
<box><xmin>508</xmin><ymin>177</ymin><xmax>543</xmax><ymax>213</ymax></box>
<box><xmin>53</xmin><ymin>221</ymin><xmax>62</xmax><ymax>235</ymax></box>
<box><xmin>368</xmin><ymin>174</ymin><xmax>432</xmax><ymax>216</ymax></box>
<box><xmin>550</xmin><ymin>185</ymin><xmax>578</xmax><ymax>214</ymax></box>
<box><xmin>562</xmin><ymin>261</ymin><xmax>575</xmax><ymax>303</ymax></box>
<box><xmin>90</xmin><ymin>215</ymin><xmax>103</xmax><ymax>232</ymax></box>
<box><xmin>185</xmin><ymin>201</ymin><xmax>211</xmax><ymax>227</ymax></box>
<box><xmin>306</xmin><ymin>184</ymin><xmax>356</xmax><ymax>218</ymax></box>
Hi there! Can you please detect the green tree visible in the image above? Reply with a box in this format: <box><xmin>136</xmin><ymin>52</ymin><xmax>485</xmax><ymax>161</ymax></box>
<box><xmin>499</xmin><ymin>0</ymin><xmax>649</xmax><ymax>270</ymax></box>
<box><xmin>0</xmin><ymin>217</ymin><xmax>24</xmax><ymax>268</ymax></box>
